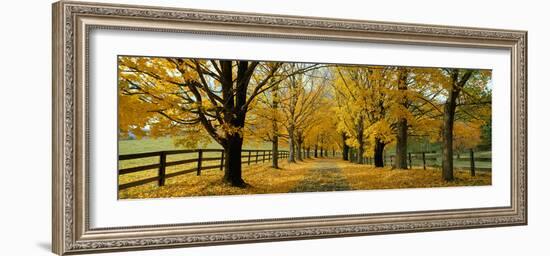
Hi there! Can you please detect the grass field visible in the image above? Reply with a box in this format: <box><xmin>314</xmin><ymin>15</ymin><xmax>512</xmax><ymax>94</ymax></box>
<box><xmin>118</xmin><ymin>137</ymin><xmax>492</xmax><ymax>199</ymax></box>
<box><xmin>119</xmin><ymin>137</ymin><xmax>273</xmax><ymax>154</ymax></box>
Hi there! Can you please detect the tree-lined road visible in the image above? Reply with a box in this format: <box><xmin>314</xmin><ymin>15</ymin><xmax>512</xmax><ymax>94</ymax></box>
<box><xmin>119</xmin><ymin>57</ymin><xmax>492</xmax><ymax>192</ymax></box>
<box><xmin>290</xmin><ymin>160</ymin><xmax>351</xmax><ymax>192</ymax></box>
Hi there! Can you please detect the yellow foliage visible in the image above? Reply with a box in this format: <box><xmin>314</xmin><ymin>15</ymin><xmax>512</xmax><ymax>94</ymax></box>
<box><xmin>452</xmin><ymin>121</ymin><xmax>483</xmax><ymax>150</ymax></box>
<box><xmin>119</xmin><ymin>160</ymin><xmax>314</xmax><ymax>199</ymax></box>
<box><xmin>337</xmin><ymin>160</ymin><xmax>491</xmax><ymax>189</ymax></box>
<box><xmin>118</xmin><ymin>55</ymin><xmax>492</xmax><ymax>180</ymax></box>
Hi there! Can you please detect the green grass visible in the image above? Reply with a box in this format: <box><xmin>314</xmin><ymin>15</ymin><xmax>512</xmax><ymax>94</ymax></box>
<box><xmin>119</xmin><ymin>137</ymin><xmax>273</xmax><ymax>154</ymax></box>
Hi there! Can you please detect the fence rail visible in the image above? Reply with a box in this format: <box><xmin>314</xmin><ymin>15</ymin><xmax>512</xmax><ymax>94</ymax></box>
<box><xmin>349</xmin><ymin>149</ymin><xmax>491</xmax><ymax>175</ymax></box>
<box><xmin>118</xmin><ymin>149</ymin><xmax>289</xmax><ymax>190</ymax></box>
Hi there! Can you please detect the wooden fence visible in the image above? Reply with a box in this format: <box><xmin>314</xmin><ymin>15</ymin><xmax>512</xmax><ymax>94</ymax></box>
<box><xmin>350</xmin><ymin>149</ymin><xmax>491</xmax><ymax>175</ymax></box>
<box><xmin>118</xmin><ymin>149</ymin><xmax>289</xmax><ymax>190</ymax></box>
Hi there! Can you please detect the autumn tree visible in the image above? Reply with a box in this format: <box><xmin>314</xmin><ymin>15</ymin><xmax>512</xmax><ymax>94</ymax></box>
<box><xmin>387</xmin><ymin>67</ymin><xmax>443</xmax><ymax>169</ymax></box>
<box><xmin>270</xmin><ymin>84</ymin><xmax>281</xmax><ymax>168</ymax></box>
<box><xmin>245</xmin><ymin>72</ymin><xmax>289</xmax><ymax>169</ymax></box>
<box><xmin>243</xmin><ymin>83</ymin><xmax>284</xmax><ymax>169</ymax></box>
<box><xmin>118</xmin><ymin>57</ymin><xmax>291</xmax><ymax>187</ymax></box>
<box><xmin>333</xmin><ymin>66</ymin><xmax>397</xmax><ymax>166</ymax></box>
<box><xmin>392</xmin><ymin>67</ymin><xmax>412</xmax><ymax>169</ymax></box>
<box><xmin>333</xmin><ymin>67</ymin><xmax>368</xmax><ymax>164</ymax></box>
<box><xmin>246</xmin><ymin>64</ymin><xmax>322</xmax><ymax>165</ymax></box>
<box><xmin>305</xmin><ymin>103</ymin><xmax>339</xmax><ymax>159</ymax></box>
<box><xmin>425</xmin><ymin>68</ymin><xmax>491</xmax><ymax>181</ymax></box>
<box><xmin>340</xmin><ymin>132</ymin><xmax>350</xmax><ymax>161</ymax></box>
<box><xmin>278</xmin><ymin>64</ymin><xmax>324</xmax><ymax>163</ymax></box>
<box><xmin>452</xmin><ymin>121</ymin><xmax>483</xmax><ymax>158</ymax></box>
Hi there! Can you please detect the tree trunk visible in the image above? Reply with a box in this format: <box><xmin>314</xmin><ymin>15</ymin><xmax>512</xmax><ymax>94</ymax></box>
<box><xmin>442</xmin><ymin>69</ymin><xmax>473</xmax><ymax>181</ymax></box>
<box><xmin>395</xmin><ymin>118</ymin><xmax>408</xmax><ymax>169</ymax></box>
<box><xmin>314</xmin><ymin>144</ymin><xmax>318</xmax><ymax>158</ymax></box>
<box><xmin>374</xmin><ymin>138</ymin><xmax>386</xmax><ymax>167</ymax></box>
<box><xmin>356</xmin><ymin>116</ymin><xmax>365</xmax><ymax>164</ymax></box>
<box><xmin>287</xmin><ymin>73</ymin><xmax>298</xmax><ymax>164</ymax></box>
<box><xmin>357</xmin><ymin>144</ymin><xmax>364</xmax><ymax>164</ymax></box>
<box><xmin>288</xmin><ymin>124</ymin><xmax>296</xmax><ymax>163</ymax></box>
<box><xmin>342</xmin><ymin>133</ymin><xmax>350</xmax><ymax>161</ymax></box>
<box><xmin>223</xmin><ymin>134</ymin><xmax>245</xmax><ymax>187</ymax></box>
<box><xmin>271</xmin><ymin>135</ymin><xmax>279</xmax><ymax>169</ymax></box>
<box><xmin>219</xmin><ymin>60</ymin><xmax>251</xmax><ymax>187</ymax></box>
<box><xmin>320</xmin><ymin>146</ymin><xmax>324</xmax><ymax>158</ymax></box>
<box><xmin>395</xmin><ymin>68</ymin><xmax>409</xmax><ymax>169</ymax></box>
<box><xmin>442</xmin><ymin>101</ymin><xmax>456</xmax><ymax>181</ymax></box>
<box><xmin>306</xmin><ymin>146</ymin><xmax>310</xmax><ymax>158</ymax></box>
<box><xmin>271</xmin><ymin>85</ymin><xmax>279</xmax><ymax>169</ymax></box>
<box><xmin>297</xmin><ymin>141</ymin><xmax>303</xmax><ymax>161</ymax></box>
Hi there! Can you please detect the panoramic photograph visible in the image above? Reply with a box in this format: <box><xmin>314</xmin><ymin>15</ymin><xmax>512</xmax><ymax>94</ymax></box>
<box><xmin>117</xmin><ymin>56</ymin><xmax>492</xmax><ymax>199</ymax></box>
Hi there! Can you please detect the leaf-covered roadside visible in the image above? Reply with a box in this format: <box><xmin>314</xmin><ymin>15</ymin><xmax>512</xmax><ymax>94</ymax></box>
<box><xmin>119</xmin><ymin>159</ymin><xmax>490</xmax><ymax>199</ymax></box>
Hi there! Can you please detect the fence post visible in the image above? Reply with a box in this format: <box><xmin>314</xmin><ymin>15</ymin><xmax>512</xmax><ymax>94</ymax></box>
<box><xmin>255</xmin><ymin>151</ymin><xmax>259</xmax><ymax>163</ymax></box>
<box><xmin>422</xmin><ymin>152</ymin><xmax>426</xmax><ymax>170</ymax></box>
<box><xmin>248</xmin><ymin>151</ymin><xmax>251</xmax><ymax>165</ymax></box>
<box><xmin>158</xmin><ymin>152</ymin><xmax>166</xmax><ymax>186</ymax></box>
<box><xmin>220</xmin><ymin>151</ymin><xmax>224</xmax><ymax>170</ymax></box>
<box><xmin>470</xmin><ymin>149</ymin><xmax>476</xmax><ymax>176</ymax></box>
<box><xmin>262</xmin><ymin>150</ymin><xmax>265</xmax><ymax>163</ymax></box>
<box><xmin>408</xmin><ymin>152</ymin><xmax>412</xmax><ymax>169</ymax></box>
<box><xmin>197</xmin><ymin>149</ymin><xmax>203</xmax><ymax>176</ymax></box>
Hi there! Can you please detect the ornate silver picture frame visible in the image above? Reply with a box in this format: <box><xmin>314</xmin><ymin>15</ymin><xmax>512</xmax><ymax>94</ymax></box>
<box><xmin>52</xmin><ymin>1</ymin><xmax>527</xmax><ymax>255</ymax></box>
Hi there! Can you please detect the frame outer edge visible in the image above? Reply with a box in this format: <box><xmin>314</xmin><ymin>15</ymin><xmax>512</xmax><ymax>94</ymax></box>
<box><xmin>522</xmin><ymin>31</ymin><xmax>528</xmax><ymax>225</ymax></box>
<box><xmin>52</xmin><ymin>1</ymin><xmax>66</xmax><ymax>255</ymax></box>
<box><xmin>53</xmin><ymin>1</ymin><xmax>528</xmax><ymax>254</ymax></box>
